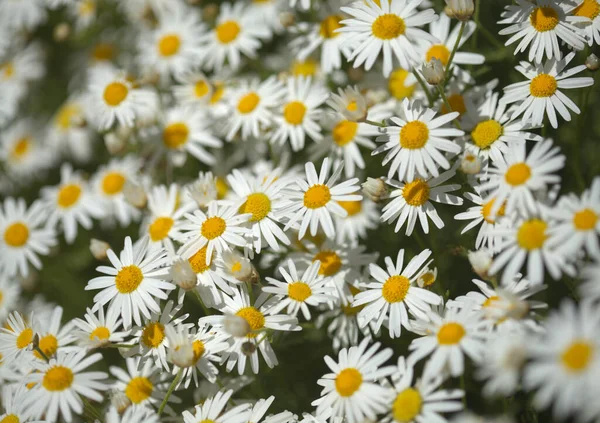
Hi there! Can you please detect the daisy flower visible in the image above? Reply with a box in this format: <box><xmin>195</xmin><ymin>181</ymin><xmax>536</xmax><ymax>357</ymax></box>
<box><xmin>353</xmin><ymin>248</ymin><xmax>442</xmax><ymax>338</ymax></box>
<box><xmin>198</xmin><ymin>2</ymin><xmax>271</xmax><ymax>72</ymax></box>
<box><xmin>72</xmin><ymin>306</ymin><xmax>128</xmax><ymax>349</ymax></box>
<box><xmin>173</xmin><ymin>71</ymin><xmax>214</xmax><ymax>107</ymax></box>
<box><xmin>31</xmin><ymin>306</ymin><xmax>75</xmax><ymax>361</ymax></box>
<box><xmin>382</xmin><ymin>168</ymin><xmax>464</xmax><ymax>236</ymax></box>
<box><xmin>47</xmin><ymin>96</ymin><xmax>95</xmax><ymax>163</ymax></box>
<box><xmin>85</xmin><ymin>236</ymin><xmax>175</xmax><ymax>329</ymax></box>
<box><xmin>247</xmin><ymin>0</ymin><xmax>286</xmax><ymax>33</ymax></box>
<box><xmin>263</xmin><ymin>259</ymin><xmax>335</xmax><ymax>320</ymax></box>
<box><xmin>498</xmin><ymin>0</ymin><xmax>587</xmax><ymax>64</ymax></box>
<box><xmin>339</xmin><ymin>0</ymin><xmax>438</xmax><ymax>76</ymax></box>
<box><xmin>282</xmin><ymin>158</ymin><xmax>362</xmax><ymax>239</ymax></box>
<box><xmin>41</xmin><ymin>164</ymin><xmax>104</xmax><ymax>244</ymax></box>
<box><xmin>381</xmin><ymin>356</ymin><xmax>463</xmax><ymax>423</ymax></box>
<box><xmin>105</xmin><ymin>406</ymin><xmax>159</xmax><ymax>423</ymax></box>
<box><xmin>311</xmin><ymin>338</ymin><xmax>395</xmax><ymax>423</ymax></box>
<box><xmin>573</xmin><ymin>0</ymin><xmax>600</xmax><ymax>46</ymax></box>
<box><xmin>0</xmin><ymin>311</ymin><xmax>35</xmax><ymax>362</ymax></box>
<box><xmin>373</xmin><ymin>99</ymin><xmax>463</xmax><ymax>181</ymax></box>
<box><xmin>409</xmin><ymin>303</ymin><xmax>488</xmax><ymax>377</ymax></box>
<box><xmin>333</xmin><ymin>198</ymin><xmax>379</xmax><ymax>245</ymax></box>
<box><xmin>0</xmin><ymin>276</ymin><xmax>20</xmax><ymax>321</ymax></box>
<box><xmin>0</xmin><ymin>120</ymin><xmax>54</xmax><ymax>181</ymax></box>
<box><xmin>25</xmin><ymin>350</ymin><xmax>109</xmax><ymax>422</ymax></box>
<box><xmin>501</xmin><ymin>52</ymin><xmax>594</xmax><ymax>129</ymax></box>
<box><xmin>181</xmin><ymin>390</ymin><xmax>250</xmax><ymax>423</ymax></box>
<box><xmin>247</xmin><ymin>396</ymin><xmax>296</xmax><ymax>423</ymax></box>
<box><xmin>270</xmin><ymin>77</ymin><xmax>328</xmax><ymax>152</ymax></box>
<box><xmin>0</xmin><ymin>197</ymin><xmax>56</xmax><ymax>278</ymax></box>
<box><xmin>579</xmin><ymin>259</ymin><xmax>600</xmax><ymax>301</ymax></box>
<box><xmin>0</xmin><ymin>0</ymin><xmax>47</xmax><ymax>31</ymax></box>
<box><xmin>0</xmin><ymin>385</ymin><xmax>46</xmax><ymax>423</ymax></box>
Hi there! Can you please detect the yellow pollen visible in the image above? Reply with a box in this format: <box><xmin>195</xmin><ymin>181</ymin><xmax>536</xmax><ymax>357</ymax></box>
<box><xmin>16</xmin><ymin>328</ymin><xmax>33</xmax><ymax>349</ymax></box>
<box><xmin>332</xmin><ymin>120</ymin><xmax>359</xmax><ymax>146</ymax></box>
<box><xmin>574</xmin><ymin>0</ymin><xmax>600</xmax><ymax>19</ymax></box>
<box><xmin>382</xmin><ymin>275</ymin><xmax>410</xmax><ymax>303</ymax></box>
<box><xmin>530</xmin><ymin>6</ymin><xmax>559</xmax><ymax>32</ymax></box>
<box><xmin>320</xmin><ymin>15</ymin><xmax>344</xmax><ymax>38</ymax></box>
<box><xmin>239</xmin><ymin>193</ymin><xmax>271</xmax><ymax>222</ymax></box>
<box><xmin>188</xmin><ymin>246</ymin><xmax>212</xmax><ymax>273</ymax></box>
<box><xmin>561</xmin><ymin>341</ymin><xmax>594</xmax><ymax>372</ymax></box>
<box><xmin>35</xmin><ymin>335</ymin><xmax>58</xmax><ymax>359</ymax></box>
<box><xmin>90</xmin><ymin>326</ymin><xmax>110</xmax><ymax>341</ymax></box>
<box><xmin>56</xmin><ymin>104</ymin><xmax>80</xmax><ymax>130</ymax></box>
<box><xmin>12</xmin><ymin>137</ymin><xmax>30</xmax><ymax>158</ymax></box>
<box><xmin>102</xmin><ymin>172</ymin><xmax>126</xmax><ymax>195</ymax></box>
<box><xmin>420</xmin><ymin>271</ymin><xmax>436</xmax><ymax>287</ymax></box>
<box><xmin>158</xmin><ymin>34</ymin><xmax>181</xmax><ymax>57</ymax></box>
<box><xmin>347</xmin><ymin>101</ymin><xmax>358</xmax><ymax>112</ymax></box>
<box><xmin>192</xmin><ymin>340</ymin><xmax>205</xmax><ymax>363</ymax></box>
<box><xmin>426</xmin><ymin>44</ymin><xmax>451</xmax><ymax>66</ymax></box>
<box><xmin>216</xmin><ymin>20</ymin><xmax>241</xmax><ymax>44</ymax></box>
<box><xmin>441</xmin><ymin>93</ymin><xmax>467</xmax><ymax>115</ymax></box>
<box><xmin>42</xmin><ymin>366</ymin><xmax>74</xmax><ymax>392</ymax></box>
<box><xmin>236</xmin><ymin>307</ymin><xmax>265</xmax><ymax>338</ymax></box>
<box><xmin>437</xmin><ymin>322</ymin><xmax>466</xmax><ymax>345</ymax></box>
<box><xmin>335</xmin><ymin>368</ymin><xmax>362</xmax><ymax>397</ymax></box>
<box><xmin>400</xmin><ymin>121</ymin><xmax>429</xmax><ymax>149</ymax></box>
<box><xmin>1</xmin><ymin>63</ymin><xmax>15</xmax><ymax>80</ymax></box>
<box><xmin>504</xmin><ymin>162</ymin><xmax>532</xmax><ymax>186</ymax></box>
<box><xmin>0</xmin><ymin>414</ymin><xmax>20</xmax><ymax>423</ymax></box>
<box><xmin>237</xmin><ymin>92</ymin><xmax>260</xmax><ymax>114</ymax></box>
<box><xmin>148</xmin><ymin>217</ymin><xmax>174</xmax><ymax>241</ymax></box>
<box><xmin>194</xmin><ymin>80</ymin><xmax>210</xmax><ymax>98</ymax></box>
<box><xmin>141</xmin><ymin>322</ymin><xmax>165</xmax><ymax>348</ymax></box>
<box><xmin>92</xmin><ymin>43</ymin><xmax>114</xmax><ymax>61</ymax></box>
<box><xmin>103</xmin><ymin>82</ymin><xmax>129</xmax><ymax>107</ymax></box>
<box><xmin>292</xmin><ymin>59</ymin><xmax>318</xmax><ymax>77</ymax></box>
<box><xmin>530</xmin><ymin>74</ymin><xmax>557</xmax><ymax>97</ymax></box>
<box><xmin>389</xmin><ymin>69</ymin><xmax>416</xmax><ymax>100</ymax></box>
<box><xmin>482</xmin><ymin>295</ymin><xmax>500</xmax><ymax>308</ymax></box>
<box><xmin>337</xmin><ymin>200</ymin><xmax>362</xmax><ymax>216</ymax></box>
<box><xmin>402</xmin><ymin>179</ymin><xmax>430</xmax><ymax>207</ymax></box>
<box><xmin>283</xmin><ymin>101</ymin><xmax>307</xmax><ymax>125</ymax></box>
<box><xmin>393</xmin><ymin>388</ymin><xmax>423</xmax><ymax>422</ymax></box>
<box><xmin>303</xmin><ymin>184</ymin><xmax>331</xmax><ymax>209</ymax></box>
<box><xmin>481</xmin><ymin>198</ymin><xmax>506</xmax><ymax>224</ymax></box>
<box><xmin>125</xmin><ymin>377</ymin><xmax>153</xmax><ymax>404</ymax></box>
<box><xmin>57</xmin><ymin>184</ymin><xmax>82</xmax><ymax>208</ymax></box>
<box><xmin>471</xmin><ymin>119</ymin><xmax>504</xmax><ymax>149</ymax></box>
<box><xmin>231</xmin><ymin>262</ymin><xmax>242</xmax><ymax>273</ymax></box>
<box><xmin>4</xmin><ymin>222</ymin><xmax>29</xmax><ymax>248</ymax></box>
<box><xmin>163</xmin><ymin>122</ymin><xmax>189</xmax><ymax>149</ymax></box>
<box><xmin>288</xmin><ymin>282</ymin><xmax>312</xmax><ymax>302</ymax></box>
<box><xmin>517</xmin><ymin>219</ymin><xmax>547</xmax><ymax>250</ymax></box>
<box><xmin>201</xmin><ymin>216</ymin><xmax>227</xmax><ymax>240</ymax></box>
<box><xmin>372</xmin><ymin>14</ymin><xmax>406</xmax><ymax>39</ymax></box>
<box><xmin>573</xmin><ymin>208</ymin><xmax>598</xmax><ymax>230</ymax></box>
<box><xmin>210</xmin><ymin>83</ymin><xmax>226</xmax><ymax>104</ymax></box>
<box><xmin>115</xmin><ymin>265</ymin><xmax>144</xmax><ymax>294</ymax></box>
<box><xmin>313</xmin><ymin>251</ymin><xmax>342</xmax><ymax>277</ymax></box>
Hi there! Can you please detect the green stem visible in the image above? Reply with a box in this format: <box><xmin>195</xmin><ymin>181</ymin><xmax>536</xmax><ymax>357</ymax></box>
<box><xmin>443</xmin><ymin>21</ymin><xmax>467</xmax><ymax>87</ymax></box>
<box><xmin>474</xmin><ymin>11</ymin><xmax>504</xmax><ymax>49</ymax></box>
<box><xmin>437</xmin><ymin>86</ymin><xmax>463</xmax><ymax>130</ymax></box>
<box><xmin>412</xmin><ymin>70</ymin><xmax>435</xmax><ymax>107</ymax></box>
<box><xmin>103</xmin><ymin>343</ymin><xmax>135</xmax><ymax>349</ymax></box>
<box><xmin>471</xmin><ymin>0</ymin><xmax>481</xmax><ymax>48</ymax></box>
<box><xmin>82</xmin><ymin>397</ymin><xmax>103</xmax><ymax>421</ymax></box>
<box><xmin>158</xmin><ymin>369</ymin><xmax>182</xmax><ymax>416</ymax></box>
<box><xmin>364</xmin><ymin>119</ymin><xmax>386</xmax><ymax>127</ymax></box>
<box><xmin>460</xmin><ymin>374</ymin><xmax>467</xmax><ymax>406</ymax></box>
<box><xmin>192</xmin><ymin>289</ymin><xmax>212</xmax><ymax>316</ymax></box>
<box><xmin>574</xmin><ymin>71</ymin><xmax>596</xmax><ymax>191</ymax></box>
<box><xmin>34</xmin><ymin>346</ymin><xmax>50</xmax><ymax>362</ymax></box>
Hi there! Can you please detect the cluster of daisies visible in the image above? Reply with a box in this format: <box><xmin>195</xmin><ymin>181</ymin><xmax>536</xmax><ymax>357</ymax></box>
<box><xmin>1</xmin><ymin>0</ymin><xmax>600</xmax><ymax>422</ymax></box>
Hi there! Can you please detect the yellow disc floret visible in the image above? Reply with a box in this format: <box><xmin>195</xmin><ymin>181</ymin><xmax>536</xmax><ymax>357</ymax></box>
<box><xmin>529</xmin><ymin>74</ymin><xmax>557</xmax><ymax>97</ymax></box>
<box><xmin>126</xmin><ymin>377</ymin><xmax>153</xmax><ymax>404</ymax></box>
<box><xmin>201</xmin><ymin>216</ymin><xmax>227</xmax><ymax>240</ymax></box>
<box><xmin>148</xmin><ymin>217</ymin><xmax>174</xmax><ymax>241</ymax></box>
<box><xmin>237</xmin><ymin>92</ymin><xmax>260</xmax><ymax>114</ymax></box>
<box><xmin>57</xmin><ymin>184</ymin><xmax>82</xmax><ymax>208</ymax></box>
<box><xmin>573</xmin><ymin>208</ymin><xmax>598</xmax><ymax>231</ymax></box>
<box><xmin>471</xmin><ymin>120</ymin><xmax>504</xmax><ymax>149</ymax></box>
<box><xmin>382</xmin><ymin>275</ymin><xmax>410</xmax><ymax>303</ymax></box>
<box><xmin>158</xmin><ymin>34</ymin><xmax>181</xmax><ymax>57</ymax></box>
<box><xmin>216</xmin><ymin>21</ymin><xmax>241</xmax><ymax>44</ymax></box>
<box><xmin>288</xmin><ymin>282</ymin><xmax>312</xmax><ymax>302</ymax></box>
<box><xmin>4</xmin><ymin>222</ymin><xmax>29</xmax><ymax>247</ymax></box>
<box><xmin>392</xmin><ymin>388</ymin><xmax>423</xmax><ymax>422</ymax></box>
<box><xmin>402</xmin><ymin>179</ymin><xmax>430</xmax><ymax>207</ymax></box>
<box><xmin>400</xmin><ymin>121</ymin><xmax>429</xmax><ymax>149</ymax></box>
<box><xmin>103</xmin><ymin>82</ymin><xmax>129</xmax><ymax>107</ymax></box>
<box><xmin>517</xmin><ymin>219</ymin><xmax>547</xmax><ymax>250</ymax></box>
<box><xmin>283</xmin><ymin>101</ymin><xmax>307</xmax><ymax>125</ymax></box>
<box><xmin>188</xmin><ymin>246</ymin><xmax>212</xmax><ymax>273</ymax></box>
<box><xmin>530</xmin><ymin>6</ymin><xmax>559</xmax><ymax>32</ymax></box>
<box><xmin>239</xmin><ymin>193</ymin><xmax>271</xmax><ymax>222</ymax></box>
<box><xmin>335</xmin><ymin>368</ymin><xmax>363</xmax><ymax>397</ymax></box>
<box><xmin>304</xmin><ymin>184</ymin><xmax>331</xmax><ymax>209</ymax></box>
<box><xmin>42</xmin><ymin>366</ymin><xmax>74</xmax><ymax>392</ymax></box>
<box><xmin>574</xmin><ymin>0</ymin><xmax>600</xmax><ymax>19</ymax></box>
<box><xmin>372</xmin><ymin>14</ymin><xmax>406</xmax><ymax>39</ymax></box>
<box><xmin>426</xmin><ymin>44</ymin><xmax>451</xmax><ymax>66</ymax></box>
<box><xmin>561</xmin><ymin>341</ymin><xmax>594</xmax><ymax>372</ymax></box>
<box><xmin>313</xmin><ymin>251</ymin><xmax>342</xmax><ymax>277</ymax></box>
<box><xmin>163</xmin><ymin>122</ymin><xmax>190</xmax><ymax>149</ymax></box>
<box><xmin>320</xmin><ymin>15</ymin><xmax>344</xmax><ymax>39</ymax></box>
<box><xmin>115</xmin><ymin>265</ymin><xmax>144</xmax><ymax>294</ymax></box>
<box><xmin>102</xmin><ymin>172</ymin><xmax>126</xmax><ymax>195</ymax></box>
<box><xmin>437</xmin><ymin>322</ymin><xmax>466</xmax><ymax>345</ymax></box>
<box><xmin>332</xmin><ymin>120</ymin><xmax>359</xmax><ymax>146</ymax></box>
<box><xmin>141</xmin><ymin>322</ymin><xmax>165</xmax><ymax>348</ymax></box>
<box><xmin>504</xmin><ymin>162</ymin><xmax>531</xmax><ymax>186</ymax></box>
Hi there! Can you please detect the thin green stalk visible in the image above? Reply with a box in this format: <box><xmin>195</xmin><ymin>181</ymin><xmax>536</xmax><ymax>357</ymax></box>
<box><xmin>158</xmin><ymin>369</ymin><xmax>182</xmax><ymax>416</ymax></box>
<box><xmin>437</xmin><ymin>86</ymin><xmax>463</xmax><ymax>130</ymax></box>
<box><xmin>82</xmin><ymin>397</ymin><xmax>103</xmax><ymax>421</ymax></box>
<box><xmin>443</xmin><ymin>21</ymin><xmax>467</xmax><ymax>87</ymax></box>
<box><xmin>471</xmin><ymin>0</ymin><xmax>481</xmax><ymax>48</ymax></box>
<box><xmin>193</xmin><ymin>289</ymin><xmax>212</xmax><ymax>316</ymax></box>
<box><xmin>460</xmin><ymin>374</ymin><xmax>467</xmax><ymax>406</ymax></box>
<box><xmin>412</xmin><ymin>70</ymin><xmax>435</xmax><ymax>107</ymax></box>
<box><xmin>473</xmin><ymin>10</ymin><xmax>504</xmax><ymax>49</ymax></box>
<box><xmin>34</xmin><ymin>346</ymin><xmax>50</xmax><ymax>362</ymax></box>
<box><xmin>574</xmin><ymin>71</ymin><xmax>597</xmax><ymax>191</ymax></box>
<box><xmin>364</xmin><ymin>119</ymin><xmax>386</xmax><ymax>128</ymax></box>
<box><xmin>103</xmin><ymin>343</ymin><xmax>135</xmax><ymax>349</ymax></box>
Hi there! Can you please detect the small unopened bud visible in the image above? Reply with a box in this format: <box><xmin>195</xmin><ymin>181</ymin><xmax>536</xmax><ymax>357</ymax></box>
<box><xmin>445</xmin><ymin>0</ymin><xmax>475</xmax><ymax>21</ymax></box>
<box><xmin>123</xmin><ymin>181</ymin><xmax>147</xmax><ymax>208</ymax></box>
<box><xmin>224</xmin><ymin>314</ymin><xmax>251</xmax><ymax>337</ymax></box>
<box><xmin>104</xmin><ymin>132</ymin><xmax>125</xmax><ymax>155</ymax></box>
<box><xmin>110</xmin><ymin>389</ymin><xmax>131</xmax><ymax>414</ymax></box>
<box><xmin>362</xmin><ymin>177</ymin><xmax>389</xmax><ymax>203</ymax></box>
<box><xmin>328</xmin><ymin>86</ymin><xmax>368</xmax><ymax>122</ymax></box>
<box><xmin>241</xmin><ymin>341</ymin><xmax>257</xmax><ymax>356</ymax></box>
<box><xmin>188</xmin><ymin>172</ymin><xmax>218</xmax><ymax>208</ymax></box>
<box><xmin>585</xmin><ymin>53</ymin><xmax>599</xmax><ymax>72</ymax></box>
<box><xmin>53</xmin><ymin>23</ymin><xmax>71</xmax><ymax>41</ymax></box>
<box><xmin>468</xmin><ymin>249</ymin><xmax>493</xmax><ymax>279</ymax></box>
<box><xmin>170</xmin><ymin>342</ymin><xmax>195</xmax><ymax>368</ymax></box>
<box><xmin>460</xmin><ymin>151</ymin><xmax>482</xmax><ymax>175</ymax></box>
<box><xmin>221</xmin><ymin>251</ymin><xmax>254</xmax><ymax>283</ymax></box>
<box><xmin>90</xmin><ymin>239</ymin><xmax>111</xmax><ymax>260</ymax></box>
<box><xmin>169</xmin><ymin>258</ymin><xmax>197</xmax><ymax>291</ymax></box>
<box><xmin>421</xmin><ymin>58</ymin><xmax>445</xmax><ymax>86</ymax></box>
<box><xmin>279</xmin><ymin>12</ymin><xmax>295</xmax><ymax>27</ymax></box>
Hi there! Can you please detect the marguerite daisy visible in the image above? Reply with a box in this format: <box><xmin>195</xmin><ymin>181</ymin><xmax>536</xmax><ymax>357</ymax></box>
<box><xmin>0</xmin><ymin>311</ymin><xmax>36</xmax><ymax>362</ymax></box>
<box><xmin>72</xmin><ymin>306</ymin><xmax>128</xmax><ymax>349</ymax></box>
<box><xmin>181</xmin><ymin>390</ymin><xmax>250</xmax><ymax>423</ymax></box>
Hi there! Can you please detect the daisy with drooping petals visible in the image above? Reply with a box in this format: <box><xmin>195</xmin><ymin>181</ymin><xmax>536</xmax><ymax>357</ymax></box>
<box><xmin>312</xmin><ymin>338</ymin><xmax>396</xmax><ymax>423</ymax></box>
<box><xmin>31</xmin><ymin>306</ymin><xmax>75</xmax><ymax>361</ymax></box>
<box><xmin>85</xmin><ymin>236</ymin><xmax>175</xmax><ymax>329</ymax></box>
<box><xmin>501</xmin><ymin>53</ymin><xmax>594</xmax><ymax>129</ymax></box>
<box><xmin>374</xmin><ymin>99</ymin><xmax>463</xmax><ymax>181</ymax></box>
<box><xmin>0</xmin><ymin>197</ymin><xmax>56</xmax><ymax>278</ymax></box>
<box><xmin>47</xmin><ymin>96</ymin><xmax>95</xmax><ymax>163</ymax></box>
<box><xmin>353</xmin><ymin>249</ymin><xmax>442</xmax><ymax>338</ymax></box>
<box><xmin>0</xmin><ymin>311</ymin><xmax>35</xmax><ymax>362</ymax></box>
<box><xmin>382</xmin><ymin>168</ymin><xmax>464</xmax><ymax>236</ymax></box>
<box><xmin>334</xmin><ymin>198</ymin><xmax>379</xmax><ymax>245</ymax></box>
<box><xmin>282</xmin><ymin>158</ymin><xmax>362</xmax><ymax>239</ymax></box>
<box><xmin>498</xmin><ymin>0</ymin><xmax>587</xmax><ymax>63</ymax></box>
<box><xmin>72</xmin><ymin>306</ymin><xmax>128</xmax><ymax>349</ymax></box>
<box><xmin>182</xmin><ymin>390</ymin><xmax>250</xmax><ymax>423</ymax></box>
<box><xmin>339</xmin><ymin>0</ymin><xmax>438</xmax><ymax>77</ymax></box>
<box><xmin>25</xmin><ymin>350</ymin><xmax>109</xmax><ymax>423</ymax></box>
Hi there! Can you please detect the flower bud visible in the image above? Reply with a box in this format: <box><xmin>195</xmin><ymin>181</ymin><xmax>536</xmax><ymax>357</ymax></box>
<box><xmin>459</xmin><ymin>151</ymin><xmax>482</xmax><ymax>175</ymax></box>
<box><xmin>110</xmin><ymin>389</ymin><xmax>131</xmax><ymax>414</ymax></box>
<box><xmin>170</xmin><ymin>342</ymin><xmax>195</xmax><ymax>368</ymax></box>
<box><xmin>224</xmin><ymin>314</ymin><xmax>251</xmax><ymax>337</ymax></box>
<box><xmin>585</xmin><ymin>53</ymin><xmax>599</xmax><ymax>72</ymax></box>
<box><xmin>123</xmin><ymin>181</ymin><xmax>147</xmax><ymax>208</ymax></box>
<box><xmin>421</xmin><ymin>58</ymin><xmax>445</xmax><ymax>86</ymax></box>
<box><xmin>169</xmin><ymin>258</ymin><xmax>197</xmax><ymax>291</ymax></box>
<box><xmin>104</xmin><ymin>132</ymin><xmax>125</xmax><ymax>155</ymax></box>
<box><xmin>188</xmin><ymin>172</ymin><xmax>218</xmax><ymax>208</ymax></box>
<box><xmin>221</xmin><ymin>251</ymin><xmax>254</xmax><ymax>283</ymax></box>
<box><xmin>327</xmin><ymin>86</ymin><xmax>368</xmax><ymax>122</ymax></box>
<box><xmin>90</xmin><ymin>239</ymin><xmax>111</xmax><ymax>260</ymax></box>
<box><xmin>53</xmin><ymin>23</ymin><xmax>71</xmax><ymax>42</ymax></box>
<box><xmin>468</xmin><ymin>249</ymin><xmax>493</xmax><ymax>279</ymax></box>
<box><xmin>362</xmin><ymin>177</ymin><xmax>389</xmax><ymax>203</ymax></box>
<box><xmin>445</xmin><ymin>0</ymin><xmax>475</xmax><ymax>21</ymax></box>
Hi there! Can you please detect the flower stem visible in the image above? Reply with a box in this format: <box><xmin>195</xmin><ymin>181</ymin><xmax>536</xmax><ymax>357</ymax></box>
<box><xmin>104</xmin><ymin>343</ymin><xmax>134</xmax><ymax>349</ymax></box>
<box><xmin>412</xmin><ymin>70</ymin><xmax>435</xmax><ymax>107</ymax></box>
<box><xmin>363</xmin><ymin>119</ymin><xmax>386</xmax><ymax>128</ymax></box>
<box><xmin>443</xmin><ymin>21</ymin><xmax>467</xmax><ymax>87</ymax></box>
<box><xmin>471</xmin><ymin>0</ymin><xmax>481</xmax><ymax>48</ymax></box>
<box><xmin>34</xmin><ymin>346</ymin><xmax>50</xmax><ymax>362</ymax></box>
<box><xmin>437</xmin><ymin>86</ymin><xmax>463</xmax><ymax>130</ymax></box>
<box><xmin>193</xmin><ymin>289</ymin><xmax>212</xmax><ymax>316</ymax></box>
<box><xmin>158</xmin><ymin>369</ymin><xmax>182</xmax><ymax>416</ymax></box>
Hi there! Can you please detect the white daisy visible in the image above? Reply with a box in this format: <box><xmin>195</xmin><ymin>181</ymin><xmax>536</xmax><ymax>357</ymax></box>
<box><xmin>333</xmin><ymin>198</ymin><xmax>379</xmax><ymax>245</ymax></box>
<box><xmin>0</xmin><ymin>311</ymin><xmax>35</xmax><ymax>362</ymax></box>
<box><xmin>247</xmin><ymin>396</ymin><xmax>296</xmax><ymax>423</ymax></box>
<box><xmin>573</xmin><ymin>0</ymin><xmax>600</xmax><ymax>46</ymax></box>
<box><xmin>0</xmin><ymin>0</ymin><xmax>47</xmax><ymax>31</ymax></box>
<box><xmin>0</xmin><ymin>276</ymin><xmax>20</xmax><ymax>321</ymax></box>
<box><xmin>105</xmin><ymin>405</ymin><xmax>159</xmax><ymax>423</ymax></box>
<box><xmin>0</xmin><ymin>384</ymin><xmax>46</xmax><ymax>423</ymax></box>
<box><xmin>47</xmin><ymin>96</ymin><xmax>95</xmax><ymax>163</ymax></box>
<box><xmin>181</xmin><ymin>389</ymin><xmax>250</xmax><ymax>423</ymax></box>
<box><xmin>579</xmin><ymin>259</ymin><xmax>600</xmax><ymax>301</ymax></box>
<box><xmin>31</xmin><ymin>306</ymin><xmax>75</xmax><ymax>361</ymax></box>
<box><xmin>72</xmin><ymin>306</ymin><xmax>128</xmax><ymax>349</ymax></box>
<box><xmin>173</xmin><ymin>71</ymin><xmax>214</xmax><ymax>107</ymax></box>
<box><xmin>0</xmin><ymin>120</ymin><xmax>54</xmax><ymax>181</ymax></box>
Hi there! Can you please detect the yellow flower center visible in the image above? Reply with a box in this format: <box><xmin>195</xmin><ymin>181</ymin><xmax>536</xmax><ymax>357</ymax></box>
<box><xmin>320</xmin><ymin>15</ymin><xmax>343</xmax><ymax>39</ymax></box>
<box><xmin>35</xmin><ymin>335</ymin><xmax>58</xmax><ymax>359</ymax></box>
<box><xmin>561</xmin><ymin>341</ymin><xmax>594</xmax><ymax>372</ymax></box>
<box><xmin>231</xmin><ymin>261</ymin><xmax>242</xmax><ymax>273</ymax></box>
<box><xmin>42</xmin><ymin>366</ymin><xmax>74</xmax><ymax>392</ymax></box>
<box><xmin>292</xmin><ymin>59</ymin><xmax>318</xmax><ymax>77</ymax></box>
<box><xmin>382</xmin><ymin>275</ymin><xmax>410</xmax><ymax>303</ymax></box>
<box><xmin>210</xmin><ymin>83</ymin><xmax>226</xmax><ymax>105</ymax></box>
<box><xmin>372</xmin><ymin>14</ymin><xmax>406</xmax><ymax>39</ymax></box>
<box><xmin>471</xmin><ymin>119</ymin><xmax>504</xmax><ymax>149</ymax></box>
<box><xmin>420</xmin><ymin>271</ymin><xmax>436</xmax><ymax>287</ymax></box>
<box><xmin>517</xmin><ymin>219</ymin><xmax>547</xmax><ymax>250</ymax></box>
<box><xmin>530</xmin><ymin>6</ymin><xmax>559</xmax><ymax>32</ymax></box>
<box><xmin>573</xmin><ymin>208</ymin><xmax>598</xmax><ymax>231</ymax></box>
<box><xmin>192</xmin><ymin>340</ymin><xmax>205</xmax><ymax>363</ymax></box>
<box><xmin>481</xmin><ymin>198</ymin><xmax>506</xmax><ymax>224</ymax></box>
<box><xmin>437</xmin><ymin>322</ymin><xmax>466</xmax><ymax>345</ymax></box>
<box><xmin>57</xmin><ymin>184</ymin><xmax>82</xmax><ymax>208</ymax></box>
<box><xmin>426</xmin><ymin>44</ymin><xmax>451</xmax><ymax>66</ymax></box>
<box><xmin>103</xmin><ymin>82</ymin><xmax>129</xmax><ymax>107</ymax></box>
<box><xmin>158</xmin><ymin>34</ymin><xmax>181</xmax><ymax>57</ymax></box>
<box><xmin>392</xmin><ymin>388</ymin><xmax>423</xmax><ymax>422</ymax></box>
<box><xmin>1</xmin><ymin>63</ymin><xmax>15</xmax><ymax>80</ymax></box>
<box><xmin>216</xmin><ymin>20</ymin><xmax>241</xmax><ymax>44</ymax></box>
<box><xmin>56</xmin><ymin>104</ymin><xmax>80</xmax><ymax>130</ymax></box>
<box><xmin>283</xmin><ymin>101</ymin><xmax>307</xmax><ymax>125</ymax></box>
<box><xmin>0</xmin><ymin>414</ymin><xmax>20</xmax><ymax>423</ymax></box>
<box><xmin>402</xmin><ymin>179</ymin><xmax>430</xmax><ymax>206</ymax></box>
<box><xmin>163</xmin><ymin>122</ymin><xmax>189</xmax><ymax>149</ymax></box>
<box><xmin>236</xmin><ymin>306</ymin><xmax>265</xmax><ymax>338</ymax></box>
<box><xmin>201</xmin><ymin>216</ymin><xmax>227</xmax><ymax>240</ymax></box>
<box><xmin>12</xmin><ymin>137</ymin><xmax>30</xmax><ymax>158</ymax></box>
<box><xmin>482</xmin><ymin>295</ymin><xmax>500</xmax><ymax>308</ymax></box>
<box><xmin>115</xmin><ymin>265</ymin><xmax>144</xmax><ymax>294</ymax></box>
<box><xmin>441</xmin><ymin>93</ymin><xmax>467</xmax><ymax>115</ymax></box>
<box><xmin>335</xmin><ymin>368</ymin><xmax>362</xmax><ymax>397</ymax></box>
<box><xmin>188</xmin><ymin>246</ymin><xmax>212</xmax><ymax>273</ymax></box>
<box><xmin>332</xmin><ymin>120</ymin><xmax>359</xmax><ymax>146</ymax></box>
<box><xmin>89</xmin><ymin>326</ymin><xmax>110</xmax><ymax>341</ymax></box>
<box><xmin>148</xmin><ymin>217</ymin><xmax>174</xmax><ymax>241</ymax></box>
<box><xmin>141</xmin><ymin>322</ymin><xmax>165</xmax><ymax>348</ymax></box>
<box><xmin>16</xmin><ymin>328</ymin><xmax>33</xmax><ymax>349</ymax></box>
<box><xmin>216</xmin><ymin>177</ymin><xmax>228</xmax><ymax>199</ymax></box>
<box><xmin>239</xmin><ymin>193</ymin><xmax>271</xmax><ymax>222</ymax></box>
<box><xmin>504</xmin><ymin>162</ymin><xmax>531</xmax><ymax>186</ymax></box>
<box><xmin>303</xmin><ymin>184</ymin><xmax>331</xmax><ymax>209</ymax></box>
<box><xmin>102</xmin><ymin>172</ymin><xmax>126</xmax><ymax>195</ymax></box>
<box><xmin>529</xmin><ymin>74</ymin><xmax>557</xmax><ymax>97</ymax></box>
<box><xmin>347</xmin><ymin>101</ymin><xmax>358</xmax><ymax>112</ymax></box>
<box><xmin>288</xmin><ymin>282</ymin><xmax>312</xmax><ymax>302</ymax></box>
<box><xmin>400</xmin><ymin>121</ymin><xmax>429</xmax><ymax>149</ymax></box>
<box><xmin>388</xmin><ymin>69</ymin><xmax>416</xmax><ymax>100</ymax></box>
<box><xmin>313</xmin><ymin>250</ymin><xmax>342</xmax><ymax>277</ymax></box>
<box><xmin>237</xmin><ymin>92</ymin><xmax>260</xmax><ymax>114</ymax></box>
<box><xmin>574</xmin><ymin>0</ymin><xmax>600</xmax><ymax>19</ymax></box>
<box><xmin>92</xmin><ymin>43</ymin><xmax>114</xmax><ymax>61</ymax></box>
<box><xmin>4</xmin><ymin>222</ymin><xmax>29</xmax><ymax>247</ymax></box>
<box><xmin>337</xmin><ymin>200</ymin><xmax>362</xmax><ymax>216</ymax></box>
<box><xmin>194</xmin><ymin>80</ymin><xmax>210</xmax><ymax>98</ymax></box>
<box><xmin>125</xmin><ymin>377</ymin><xmax>153</xmax><ymax>404</ymax></box>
